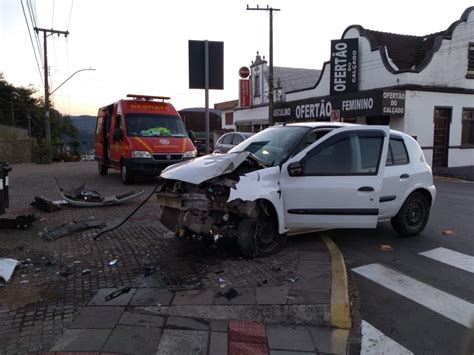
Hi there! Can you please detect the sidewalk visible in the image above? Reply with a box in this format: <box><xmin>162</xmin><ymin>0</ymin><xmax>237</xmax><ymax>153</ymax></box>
<box><xmin>41</xmin><ymin>236</ymin><xmax>351</xmax><ymax>355</ymax></box>
<box><xmin>0</xmin><ymin>162</ymin><xmax>354</xmax><ymax>354</ymax></box>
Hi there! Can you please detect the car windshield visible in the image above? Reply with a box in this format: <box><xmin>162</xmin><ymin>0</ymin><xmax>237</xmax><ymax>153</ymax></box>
<box><xmin>125</xmin><ymin>113</ymin><xmax>188</xmax><ymax>137</ymax></box>
<box><xmin>229</xmin><ymin>126</ymin><xmax>309</xmax><ymax>166</ymax></box>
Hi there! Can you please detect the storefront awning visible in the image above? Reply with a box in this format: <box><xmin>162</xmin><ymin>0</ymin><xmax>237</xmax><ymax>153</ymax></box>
<box><xmin>235</xmin><ymin>118</ymin><xmax>269</xmax><ymax>126</ymax></box>
<box><xmin>273</xmin><ymin>88</ymin><xmax>406</xmax><ymax>122</ymax></box>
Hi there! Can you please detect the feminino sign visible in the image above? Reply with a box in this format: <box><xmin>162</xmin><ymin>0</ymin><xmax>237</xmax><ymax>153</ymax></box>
<box><xmin>330</xmin><ymin>38</ymin><xmax>358</xmax><ymax>96</ymax></box>
<box><xmin>273</xmin><ymin>89</ymin><xmax>406</xmax><ymax>121</ymax></box>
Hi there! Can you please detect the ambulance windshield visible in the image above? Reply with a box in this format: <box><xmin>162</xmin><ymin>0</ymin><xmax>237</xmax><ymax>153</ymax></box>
<box><xmin>125</xmin><ymin>113</ymin><xmax>188</xmax><ymax>137</ymax></box>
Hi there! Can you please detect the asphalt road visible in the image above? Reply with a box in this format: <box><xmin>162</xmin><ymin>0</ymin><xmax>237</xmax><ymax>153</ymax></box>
<box><xmin>330</xmin><ymin>179</ymin><xmax>474</xmax><ymax>354</ymax></box>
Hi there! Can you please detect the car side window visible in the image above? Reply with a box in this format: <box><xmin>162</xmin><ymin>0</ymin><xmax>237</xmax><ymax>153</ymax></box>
<box><xmin>293</xmin><ymin>129</ymin><xmax>331</xmax><ymax>156</ymax></box>
<box><xmin>303</xmin><ymin>132</ymin><xmax>384</xmax><ymax>175</ymax></box>
<box><xmin>222</xmin><ymin>134</ymin><xmax>233</xmax><ymax>145</ymax></box>
<box><xmin>386</xmin><ymin>138</ymin><xmax>409</xmax><ymax>166</ymax></box>
<box><xmin>233</xmin><ymin>134</ymin><xmax>244</xmax><ymax>145</ymax></box>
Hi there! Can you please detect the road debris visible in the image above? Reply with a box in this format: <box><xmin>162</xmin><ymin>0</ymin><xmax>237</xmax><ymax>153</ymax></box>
<box><xmin>55</xmin><ymin>178</ymin><xmax>144</xmax><ymax>207</ymax></box>
<box><xmin>82</xmin><ymin>269</ymin><xmax>91</xmax><ymax>275</ymax></box>
<box><xmin>379</xmin><ymin>244</ymin><xmax>394</xmax><ymax>251</ymax></box>
<box><xmin>216</xmin><ymin>288</ymin><xmax>240</xmax><ymax>300</ymax></box>
<box><xmin>442</xmin><ymin>230</ymin><xmax>455</xmax><ymax>236</ymax></box>
<box><xmin>143</xmin><ymin>265</ymin><xmax>158</xmax><ymax>277</ymax></box>
<box><xmin>109</xmin><ymin>258</ymin><xmax>118</xmax><ymax>266</ymax></box>
<box><xmin>218</xmin><ymin>277</ymin><xmax>226</xmax><ymax>283</ymax></box>
<box><xmin>31</xmin><ymin>197</ymin><xmax>61</xmax><ymax>212</ymax></box>
<box><xmin>105</xmin><ymin>287</ymin><xmax>131</xmax><ymax>302</ymax></box>
<box><xmin>287</xmin><ymin>277</ymin><xmax>299</xmax><ymax>283</ymax></box>
<box><xmin>0</xmin><ymin>214</ymin><xmax>37</xmax><ymax>229</ymax></box>
<box><xmin>40</xmin><ymin>219</ymin><xmax>106</xmax><ymax>241</ymax></box>
<box><xmin>0</xmin><ymin>258</ymin><xmax>20</xmax><ymax>283</ymax></box>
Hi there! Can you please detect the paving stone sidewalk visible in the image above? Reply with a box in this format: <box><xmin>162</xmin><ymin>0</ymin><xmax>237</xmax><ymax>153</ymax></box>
<box><xmin>0</xmin><ymin>162</ymin><xmax>350</xmax><ymax>354</ymax></box>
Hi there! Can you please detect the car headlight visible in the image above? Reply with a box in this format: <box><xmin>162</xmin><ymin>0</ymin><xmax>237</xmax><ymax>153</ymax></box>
<box><xmin>183</xmin><ymin>150</ymin><xmax>197</xmax><ymax>158</ymax></box>
<box><xmin>131</xmin><ymin>150</ymin><xmax>152</xmax><ymax>158</ymax></box>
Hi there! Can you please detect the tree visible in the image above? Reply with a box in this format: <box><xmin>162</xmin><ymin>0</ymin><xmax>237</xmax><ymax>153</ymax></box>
<box><xmin>0</xmin><ymin>73</ymin><xmax>78</xmax><ymax>141</ymax></box>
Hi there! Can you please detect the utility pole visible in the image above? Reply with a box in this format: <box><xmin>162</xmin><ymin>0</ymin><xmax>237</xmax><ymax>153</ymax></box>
<box><xmin>34</xmin><ymin>27</ymin><xmax>69</xmax><ymax>144</ymax></box>
<box><xmin>247</xmin><ymin>4</ymin><xmax>280</xmax><ymax>127</ymax></box>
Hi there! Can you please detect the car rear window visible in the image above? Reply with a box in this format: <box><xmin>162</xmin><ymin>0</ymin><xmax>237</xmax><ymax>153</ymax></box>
<box><xmin>386</xmin><ymin>138</ymin><xmax>409</xmax><ymax>166</ymax></box>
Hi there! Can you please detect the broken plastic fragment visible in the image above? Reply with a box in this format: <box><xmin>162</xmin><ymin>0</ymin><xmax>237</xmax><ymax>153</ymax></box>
<box><xmin>0</xmin><ymin>258</ymin><xmax>20</xmax><ymax>283</ymax></box>
<box><xmin>218</xmin><ymin>277</ymin><xmax>226</xmax><ymax>283</ymax></box>
<box><xmin>442</xmin><ymin>230</ymin><xmax>455</xmax><ymax>236</ymax></box>
<box><xmin>288</xmin><ymin>277</ymin><xmax>299</xmax><ymax>283</ymax></box>
<box><xmin>82</xmin><ymin>269</ymin><xmax>91</xmax><ymax>275</ymax></box>
<box><xmin>109</xmin><ymin>258</ymin><xmax>118</xmax><ymax>266</ymax></box>
<box><xmin>379</xmin><ymin>244</ymin><xmax>393</xmax><ymax>251</ymax></box>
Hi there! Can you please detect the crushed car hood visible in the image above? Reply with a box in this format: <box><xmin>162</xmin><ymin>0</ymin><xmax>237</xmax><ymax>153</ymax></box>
<box><xmin>160</xmin><ymin>151</ymin><xmax>251</xmax><ymax>184</ymax></box>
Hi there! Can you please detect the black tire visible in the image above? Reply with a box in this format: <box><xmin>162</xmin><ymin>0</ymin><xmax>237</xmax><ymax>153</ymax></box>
<box><xmin>391</xmin><ymin>191</ymin><xmax>430</xmax><ymax>236</ymax></box>
<box><xmin>98</xmin><ymin>163</ymin><xmax>108</xmax><ymax>175</ymax></box>
<box><xmin>237</xmin><ymin>208</ymin><xmax>287</xmax><ymax>257</ymax></box>
<box><xmin>120</xmin><ymin>163</ymin><xmax>134</xmax><ymax>184</ymax></box>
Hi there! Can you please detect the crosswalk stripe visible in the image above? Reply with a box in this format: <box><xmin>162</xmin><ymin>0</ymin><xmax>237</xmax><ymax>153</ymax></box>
<box><xmin>361</xmin><ymin>320</ymin><xmax>413</xmax><ymax>354</ymax></box>
<box><xmin>352</xmin><ymin>263</ymin><xmax>474</xmax><ymax>328</ymax></box>
<box><xmin>419</xmin><ymin>247</ymin><xmax>474</xmax><ymax>273</ymax></box>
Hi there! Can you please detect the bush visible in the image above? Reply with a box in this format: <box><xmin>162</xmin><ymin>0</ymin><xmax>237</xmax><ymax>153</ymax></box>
<box><xmin>32</xmin><ymin>142</ymin><xmax>52</xmax><ymax>164</ymax></box>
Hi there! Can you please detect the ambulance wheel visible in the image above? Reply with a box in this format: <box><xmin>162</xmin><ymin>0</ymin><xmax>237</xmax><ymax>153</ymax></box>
<box><xmin>120</xmin><ymin>163</ymin><xmax>134</xmax><ymax>184</ymax></box>
<box><xmin>98</xmin><ymin>163</ymin><xmax>108</xmax><ymax>175</ymax></box>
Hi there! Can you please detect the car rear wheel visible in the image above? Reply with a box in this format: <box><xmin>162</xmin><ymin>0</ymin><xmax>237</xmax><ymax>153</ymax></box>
<box><xmin>120</xmin><ymin>163</ymin><xmax>134</xmax><ymax>184</ymax></box>
<box><xmin>237</xmin><ymin>204</ymin><xmax>286</xmax><ymax>257</ymax></box>
<box><xmin>98</xmin><ymin>163</ymin><xmax>108</xmax><ymax>175</ymax></box>
<box><xmin>391</xmin><ymin>191</ymin><xmax>430</xmax><ymax>236</ymax></box>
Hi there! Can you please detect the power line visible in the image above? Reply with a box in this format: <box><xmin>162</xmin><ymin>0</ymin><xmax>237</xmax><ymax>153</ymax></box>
<box><xmin>67</xmin><ymin>0</ymin><xmax>74</xmax><ymax>31</ymax></box>
<box><xmin>21</xmin><ymin>0</ymin><xmax>44</xmax><ymax>86</ymax></box>
<box><xmin>51</xmin><ymin>0</ymin><xmax>55</xmax><ymax>28</ymax></box>
<box><xmin>26</xmin><ymin>0</ymin><xmax>43</xmax><ymax>64</ymax></box>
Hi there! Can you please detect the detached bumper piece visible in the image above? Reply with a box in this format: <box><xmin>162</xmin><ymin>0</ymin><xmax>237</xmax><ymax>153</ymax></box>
<box><xmin>41</xmin><ymin>219</ymin><xmax>106</xmax><ymax>241</ymax></box>
<box><xmin>55</xmin><ymin>178</ymin><xmax>144</xmax><ymax>207</ymax></box>
<box><xmin>0</xmin><ymin>214</ymin><xmax>37</xmax><ymax>229</ymax></box>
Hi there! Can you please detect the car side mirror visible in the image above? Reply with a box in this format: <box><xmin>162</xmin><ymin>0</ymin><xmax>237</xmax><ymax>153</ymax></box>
<box><xmin>287</xmin><ymin>161</ymin><xmax>304</xmax><ymax>176</ymax></box>
<box><xmin>113</xmin><ymin>128</ymin><xmax>123</xmax><ymax>142</ymax></box>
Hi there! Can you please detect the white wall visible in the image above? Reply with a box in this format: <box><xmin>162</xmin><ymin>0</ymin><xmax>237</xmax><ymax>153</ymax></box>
<box><xmin>286</xmin><ymin>9</ymin><xmax>474</xmax><ymax>101</ymax></box>
<box><xmin>405</xmin><ymin>90</ymin><xmax>474</xmax><ymax>167</ymax></box>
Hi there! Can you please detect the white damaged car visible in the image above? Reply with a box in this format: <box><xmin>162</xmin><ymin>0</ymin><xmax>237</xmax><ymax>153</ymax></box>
<box><xmin>156</xmin><ymin>123</ymin><xmax>436</xmax><ymax>257</ymax></box>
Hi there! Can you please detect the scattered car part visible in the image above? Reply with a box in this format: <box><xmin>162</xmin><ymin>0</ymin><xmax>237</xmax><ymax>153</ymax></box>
<box><xmin>108</xmin><ymin>258</ymin><xmax>118</xmax><ymax>266</ymax></box>
<box><xmin>31</xmin><ymin>196</ymin><xmax>61</xmax><ymax>212</ymax></box>
<box><xmin>41</xmin><ymin>219</ymin><xmax>106</xmax><ymax>241</ymax></box>
<box><xmin>105</xmin><ymin>287</ymin><xmax>132</xmax><ymax>302</ymax></box>
<box><xmin>0</xmin><ymin>214</ymin><xmax>36</xmax><ymax>229</ymax></box>
<box><xmin>54</xmin><ymin>178</ymin><xmax>144</xmax><ymax>207</ymax></box>
<box><xmin>0</xmin><ymin>258</ymin><xmax>19</xmax><ymax>283</ymax></box>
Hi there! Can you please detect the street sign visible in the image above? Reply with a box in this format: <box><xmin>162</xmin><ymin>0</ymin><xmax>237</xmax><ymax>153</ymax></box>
<box><xmin>330</xmin><ymin>109</ymin><xmax>341</xmax><ymax>122</ymax></box>
<box><xmin>239</xmin><ymin>66</ymin><xmax>250</xmax><ymax>78</ymax></box>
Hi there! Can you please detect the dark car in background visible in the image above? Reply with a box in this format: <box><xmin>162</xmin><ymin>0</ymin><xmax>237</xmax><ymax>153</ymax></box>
<box><xmin>213</xmin><ymin>132</ymin><xmax>253</xmax><ymax>153</ymax></box>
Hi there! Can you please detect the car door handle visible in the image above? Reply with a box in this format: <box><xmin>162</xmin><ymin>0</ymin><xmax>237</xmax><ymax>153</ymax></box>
<box><xmin>400</xmin><ymin>174</ymin><xmax>410</xmax><ymax>179</ymax></box>
<box><xmin>358</xmin><ymin>186</ymin><xmax>374</xmax><ymax>192</ymax></box>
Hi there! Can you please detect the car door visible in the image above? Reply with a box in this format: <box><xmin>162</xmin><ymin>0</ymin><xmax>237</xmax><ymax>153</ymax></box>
<box><xmin>280</xmin><ymin>126</ymin><xmax>390</xmax><ymax>230</ymax></box>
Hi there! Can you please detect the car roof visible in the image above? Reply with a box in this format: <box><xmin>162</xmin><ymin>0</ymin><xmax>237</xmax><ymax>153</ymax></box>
<box><xmin>276</xmin><ymin>121</ymin><xmax>409</xmax><ymax>139</ymax></box>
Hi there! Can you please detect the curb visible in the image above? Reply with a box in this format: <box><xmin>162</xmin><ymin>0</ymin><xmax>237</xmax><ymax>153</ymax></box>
<box><xmin>321</xmin><ymin>234</ymin><xmax>352</xmax><ymax>330</ymax></box>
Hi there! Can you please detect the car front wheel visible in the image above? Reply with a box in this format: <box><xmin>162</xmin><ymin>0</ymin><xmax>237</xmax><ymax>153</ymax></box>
<box><xmin>391</xmin><ymin>191</ymin><xmax>430</xmax><ymax>236</ymax></box>
<box><xmin>120</xmin><ymin>163</ymin><xmax>134</xmax><ymax>184</ymax></box>
<box><xmin>237</xmin><ymin>205</ymin><xmax>286</xmax><ymax>257</ymax></box>
<box><xmin>98</xmin><ymin>163</ymin><xmax>108</xmax><ymax>175</ymax></box>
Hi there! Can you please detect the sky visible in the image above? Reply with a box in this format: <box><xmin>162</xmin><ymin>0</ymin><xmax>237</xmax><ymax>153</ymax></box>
<box><xmin>1</xmin><ymin>0</ymin><xmax>473</xmax><ymax>117</ymax></box>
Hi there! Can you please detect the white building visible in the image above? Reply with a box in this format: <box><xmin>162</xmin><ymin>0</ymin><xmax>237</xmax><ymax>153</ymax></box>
<box><xmin>234</xmin><ymin>7</ymin><xmax>474</xmax><ymax>179</ymax></box>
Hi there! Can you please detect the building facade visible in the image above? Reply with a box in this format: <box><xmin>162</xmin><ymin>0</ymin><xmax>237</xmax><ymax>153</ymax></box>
<box><xmin>234</xmin><ymin>7</ymin><xmax>474</xmax><ymax>179</ymax></box>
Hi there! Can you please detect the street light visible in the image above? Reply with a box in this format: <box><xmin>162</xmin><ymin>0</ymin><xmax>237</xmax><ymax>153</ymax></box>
<box><xmin>43</xmin><ymin>67</ymin><xmax>95</xmax><ymax>162</ymax></box>
<box><xmin>50</xmin><ymin>68</ymin><xmax>96</xmax><ymax>96</ymax></box>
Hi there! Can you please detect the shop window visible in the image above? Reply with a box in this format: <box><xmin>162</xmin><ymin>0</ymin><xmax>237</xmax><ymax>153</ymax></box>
<box><xmin>225</xmin><ymin>112</ymin><xmax>233</xmax><ymax>125</ymax></box>
<box><xmin>467</xmin><ymin>43</ymin><xmax>474</xmax><ymax>78</ymax></box>
<box><xmin>461</xmin><ymin>108</ymin><xmax>474</xmax><ymax>146</ymax></box>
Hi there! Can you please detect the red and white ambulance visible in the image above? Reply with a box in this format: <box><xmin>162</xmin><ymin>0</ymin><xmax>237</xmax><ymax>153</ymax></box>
<box><xmin>94</xmin><ymin>94</ymin><xmax>196</xmax><ymax>184</ymax></box>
